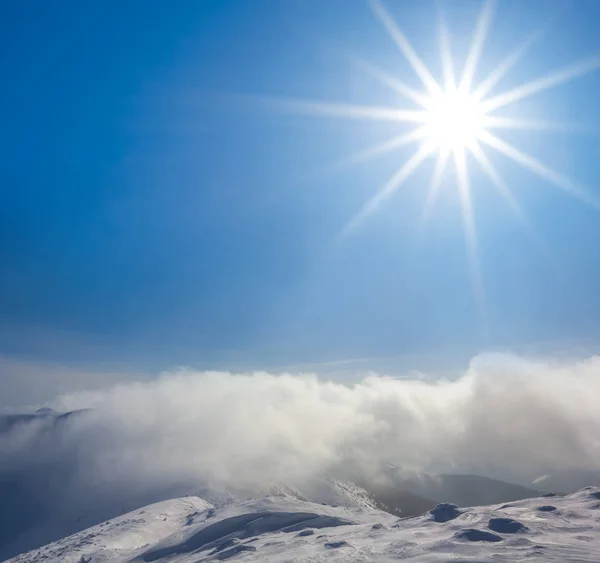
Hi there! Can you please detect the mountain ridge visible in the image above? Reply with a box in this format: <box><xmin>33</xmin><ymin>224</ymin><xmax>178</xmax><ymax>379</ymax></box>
<box><xmin>8</xmin><ymin>487</ymin><xmax>600</xmax><ymax>562</ymax></box>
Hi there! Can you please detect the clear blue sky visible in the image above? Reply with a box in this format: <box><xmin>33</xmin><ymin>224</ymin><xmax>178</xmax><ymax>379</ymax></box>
<box><xmin>2</xmin><ymin>0</ymin><xmax>600</xmax><ymax>374</ymax></box>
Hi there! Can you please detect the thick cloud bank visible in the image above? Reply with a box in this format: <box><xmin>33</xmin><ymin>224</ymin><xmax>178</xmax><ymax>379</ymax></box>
<box><xmin>50</xmin><ymin>352</ymin><xmax>600</xmax><ymax>485</ymax></box>
<box><xmin>2</xmin><ymin>353</ymin><xmax>600</xmax><ymax>558</ymax></box>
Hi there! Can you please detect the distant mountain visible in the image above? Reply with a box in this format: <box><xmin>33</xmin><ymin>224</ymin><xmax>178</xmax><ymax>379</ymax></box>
<box><xmin>0</xmin><ymin>408</ymin><xmax>87</xmax><ymax>433</ymax></box>
<box><xmin>350</xmin><ymin>469</ymin><xmax>542</xmax><ymax>519</ymax></box>
<box><xmin>385</xmin><ymin>472</ymin><xmax>542</xmax><ymax>509</ymax></box>
<box><xmin>531</xmin><ymin>471</ymin><xmax>600</xmax><ymax>494</ymax></box>
<box><xmin>363</xmin><ymin>484</ymin><xmax>437</xmax><ymax>517</ymax></box>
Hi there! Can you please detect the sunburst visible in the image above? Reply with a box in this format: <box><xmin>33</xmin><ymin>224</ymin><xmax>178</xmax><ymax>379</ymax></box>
<box><xmin>266</xmin><ymin>0</ymin><xmax>600</xmax><ymax>327</ymax></box>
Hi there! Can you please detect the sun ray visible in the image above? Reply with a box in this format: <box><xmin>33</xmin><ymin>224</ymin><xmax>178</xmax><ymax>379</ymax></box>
<box><xmin>470</xmin><ymin>141</ymin><xmax>557</xmax><ymax>264</ymax></box>
<box><xmin>453</xmin><ymin>149</ymin><xmax>476</xmax><ymax>252</ymax></box>
<box><xmin>351</xmin><ymin>56</ymin><xmax>430</xmax><ymax>108</ymax></box>
<box><xmin>438</xmin><ymin>14</ymin><xmax>456</xmax><ymax>91</ymax></box>
<box><xmin>344</xmin><ymin>141</ymin><xmax>436</xmax><ymax>234</ymax></box>
<box><xmin>480</xmin><ymin>116</ymin><xmax>585</xmax><ymax>132</ymax></box>
<box><xmin>266</xmin><ymin>96</ymin><xmax>427</xmax><ymax>123</ymax></box>
<box><xmin>422</xmin><ymin>148</ymin><xmax>451</xmax><ymax>221</ymax></box>
<box><xmin>469</xmin><ymin>141</ymin><xmax>527</xmax><ymax>221</ymax></box>
<box><xmin>459</xmin><ymin>0</ymin><xmax>494</xmax><ymax>93</ymax></box>
<box><xmin>472</xmin><ymin>23</ymin><xmax>548</xmax><ymax>101</ymax></box>
<box><xmin>478</xmin><ymin>130</ymin><xmax>600</xmax><ymax>208</ymax></box>
<box><xmin>329</xmin><ymin>127</ymin><xmax>428</xmax><ymax>173</ymax></box>
<box><xmin>370</xmin><ymin>0</ymin><xmax>442</xmax><ymax>96</ymax></box>
<box><xmin>453</xmin><ymin>147</ymin><xmax>488</xmax><ymax>334</ymax></box>
<box><xmin>480</xmin><ymin>56</ymin><xmax>600</xmax><ymax>113</ymax></box>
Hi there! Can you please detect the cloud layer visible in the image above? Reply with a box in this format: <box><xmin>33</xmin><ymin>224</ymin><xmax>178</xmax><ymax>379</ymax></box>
<box><xmin>49</xmin><ymin>352</ymin><xmax>600</xmax><ymax>487</ymax></box>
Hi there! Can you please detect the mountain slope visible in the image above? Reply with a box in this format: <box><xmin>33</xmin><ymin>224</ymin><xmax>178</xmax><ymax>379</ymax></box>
<box><xmin>6</xmin><ymin>496</ymin><xmax>213</xmax><ymax>563</ymax></box>
<box><xmin>9</xmin><ymin>488</ymin><xmax>600</xmax><ymax>562</ymax></box>
<box><xmin>390</xmin><ymin>472</ymin><xmax>542</xmax><ymax>508</ymax></box>
<box><xmin>363</xmin><ymin>484</ymin><xmax>438</xmax><ymax>518</ymax></box>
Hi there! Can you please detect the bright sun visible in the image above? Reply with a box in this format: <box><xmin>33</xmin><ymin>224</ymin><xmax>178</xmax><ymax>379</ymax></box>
<box><xmin>268</xmin><ymin>0</ymin><xmax>600</xmax><ymax>321</ymax></box>
<box><xmin>423</xmin><ymin>88</ymin><xmax>485</xmax><ymax>152</ymax></box>
<box><xmin>274</xmin><ymin>0</ymin><xmax>599</xmax><ymax>228</ymax></box>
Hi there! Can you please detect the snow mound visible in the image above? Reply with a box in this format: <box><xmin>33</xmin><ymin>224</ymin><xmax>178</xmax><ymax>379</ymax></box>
<box><xmin>455</xmin><ymin>528</ymin><xmax>503</xmax><ymax>542</ymax></box>
<box><xmin>324</xmin><ymin>540</ymin><xmax>351</xmax><ymax>549</ymax></box>
<box><xmin>487</xmin><ymin>517</ymin><xmax>528</xmax><ymax>533</ymax></box>
<box><xmin>430</xmin><ymin>502</ymin><xmax>461</xmax><ymax>522</ymax></box>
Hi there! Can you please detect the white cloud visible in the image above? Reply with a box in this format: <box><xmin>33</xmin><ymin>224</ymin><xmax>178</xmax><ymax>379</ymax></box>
<box><xmin>45</xmin><ymin>352</ymin><xmax>600</xmax><ymax>490</ymax></box>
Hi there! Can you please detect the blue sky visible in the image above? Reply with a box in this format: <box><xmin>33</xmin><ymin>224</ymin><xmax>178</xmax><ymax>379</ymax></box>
<box><xmin>2</xmin><ymin>0</ymin><xmax>600</xmax><ymax>376</ymax></box>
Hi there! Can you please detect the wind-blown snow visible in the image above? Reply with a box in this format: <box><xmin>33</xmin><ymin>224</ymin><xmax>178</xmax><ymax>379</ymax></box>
<box><xmin>9</xmin><ymin>488</ymin><xmax>600</xmax><ymax>562</ymax></box>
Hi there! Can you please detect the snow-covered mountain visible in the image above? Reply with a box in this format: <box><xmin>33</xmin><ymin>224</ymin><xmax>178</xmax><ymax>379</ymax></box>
<box><xmin>8</xmin><ymin>487</ymin><xmax>600</xmax><ymax>562</ymax></box>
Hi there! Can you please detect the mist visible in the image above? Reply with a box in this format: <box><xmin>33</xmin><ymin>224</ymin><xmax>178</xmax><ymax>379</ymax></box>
<box><xmin>2</xmin><ymin>352</ymin><xmax>600</xmax><ymax>558</ymax></box>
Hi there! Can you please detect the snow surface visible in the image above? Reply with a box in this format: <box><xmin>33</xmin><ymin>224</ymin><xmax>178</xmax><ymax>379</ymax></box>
<box><xmin>7</xmin><ymin>487</ymin><xmax>600</xmax><ymax>562</ymax></box>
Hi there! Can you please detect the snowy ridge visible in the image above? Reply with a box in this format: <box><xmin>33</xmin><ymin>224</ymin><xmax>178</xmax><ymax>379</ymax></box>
<box><xmin>6</xmin><ymin>497</ymin><xmax>213</xmax><ymax>563</ymax></box>
<box><xmin>8</xmin><ymin>487</ymin><xmax>600</xmax><ymax>562</ymax></box>
<box><xmin>269</xmin><ymin>479</ymin><xmax>381</xmax><ymax>511</ymax></box>
<box><xmin>191</xmin><ymin>479</ymin><xmax>380</xmax><ymax>513</ymax></box>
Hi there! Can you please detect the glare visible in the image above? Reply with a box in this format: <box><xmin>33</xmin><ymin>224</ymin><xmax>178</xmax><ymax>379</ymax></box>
<box><xmin>423</xmin><ymin>88</ymin><xmax>485</xmax><ymax>152</ymax></box>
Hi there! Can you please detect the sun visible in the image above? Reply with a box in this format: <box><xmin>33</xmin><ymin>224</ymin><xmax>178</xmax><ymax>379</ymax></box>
<box><xmin>264</xmin><ymin>0</ymin><xmax>600</xmax><ymax>324</ymax></box>
<box><xmin>269</xmin><ymin>0</ymin><xmax>600</xmax><ymax>226</ymax></box>
<box><xmin>423</xmin><ymin>87</ymin><xmax>486</xmax><ymax>153</ymax></box>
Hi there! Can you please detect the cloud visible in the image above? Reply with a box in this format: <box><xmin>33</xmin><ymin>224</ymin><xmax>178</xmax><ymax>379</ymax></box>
<box><xmin>48</xmin><ymin>352</ymin><xmax>600</xmax><ymax>485</ymax></box>
<box><xmin>2</xmin><ymin>352</ymin><xmax>600</xmax><ymax>557</ymax></box>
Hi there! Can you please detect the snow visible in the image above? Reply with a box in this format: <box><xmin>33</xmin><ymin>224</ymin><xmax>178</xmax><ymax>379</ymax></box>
<box><xmin>7</xmin><ymin>487</ymin><xmax>600</xmax><ymax>562</ymax></box>
<box><xmin>6</xmin><ymin>497</ymin><xmax>212</xmax><ymax>563</ymax></box>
